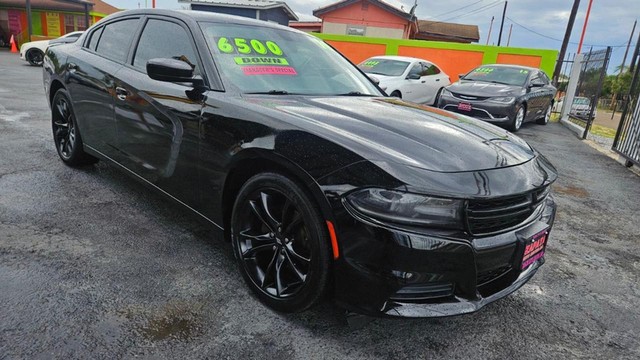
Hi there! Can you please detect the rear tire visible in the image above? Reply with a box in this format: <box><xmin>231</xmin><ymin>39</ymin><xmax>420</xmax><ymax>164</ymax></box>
<box><xmin>432</xmin><ymin>88</ymin><xmax>443</xmax><ymax>106</ymax></box>
<box><xmin>26</xmin><ymin>49</ymin><xmax>44</xmax><ymax>66</ymax></box>
<box><xmin>230</xmin><ymin>172</ymin><xmax>331</xmax><ymax>313</ymax></box>
<box><xmin>390</xmin><ymin>91</ymin><xmax>402</xmax><ymax>99</ymax></box>
<box><xmin>537</xmin><ymin>104</ymin><xmax>552</xmax><ymax>125</ymax></box>
<box><xmin>52</xmin><ymin>89</ymin><xmax>99</xmax><ymax>166</ymax></box>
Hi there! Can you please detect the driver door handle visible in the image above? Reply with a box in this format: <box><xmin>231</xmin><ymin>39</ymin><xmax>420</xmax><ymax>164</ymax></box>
<box><xmin>116</xmin><ymin>87</ymin><xmax>129</xmax><ymax>101</ymax></box>
<box><xmin>421</xmin><ymin>80</ymin><xmax>426</xmax><ymax>83</ymax></box>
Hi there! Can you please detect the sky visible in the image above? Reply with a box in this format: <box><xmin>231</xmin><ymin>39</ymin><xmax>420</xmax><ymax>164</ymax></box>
<box><xmin>104</xmin><ymin>0</ymin><xmax>639</xmax><ymax>74</ymax></box>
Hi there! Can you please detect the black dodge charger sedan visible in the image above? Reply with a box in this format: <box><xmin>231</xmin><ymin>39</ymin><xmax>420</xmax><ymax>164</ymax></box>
<box><xmin>43</xmin><ymin>10</ymin><xmax>557</xmax><ymax>318</ymax></box>
<box><xmin>437</xmin><ymin>64</ymin><xmax>557</xmax><ymax>132</ymax></box>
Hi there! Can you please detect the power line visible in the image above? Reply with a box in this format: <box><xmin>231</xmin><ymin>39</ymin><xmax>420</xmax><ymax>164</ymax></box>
<box><xmin>431</xmin><ymin>0</ymin><xmax>486</xmax><ymax>20</ymax></box>
<box><xmin>506</xmin><ymin>16</ymin><xmax>628</xmax><ymax>48</ymax></box>
<box><xmin>442</xmin><ymin>1</ymin><xmax>504</xmax><ymax>22</ymax></box>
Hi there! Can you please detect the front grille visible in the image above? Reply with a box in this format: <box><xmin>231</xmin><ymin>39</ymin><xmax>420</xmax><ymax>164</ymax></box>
<box><xmin>450</xmin><ymin>108</ymin><xmax>493</xmax><ymax>119</ymax></box>
<box><xmin>466</xmin><ymin>187</ymin><xmax>549</xmax><ymax>235</ymax></box>
<box><xmin>477</xmin><ymin>265</ymin><xmax>512</xmax><ymax>286</ymax></box>
<box><xmin>451</xmin><ymin>92</ymin><xmax>490</xmax><ymax>101</ymax></box>
<box><xmin>389</xmin><ymin>282</ymin><xmax>454</xmax><ymax>301</ymax></box>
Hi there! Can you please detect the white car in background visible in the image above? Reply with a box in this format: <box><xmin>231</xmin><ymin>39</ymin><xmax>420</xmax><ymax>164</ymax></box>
<box><xmin>358</xmin><ymin>55</ymin><xmax>450</xmax><ymax>105</ymax></box>
<box><xmin>554</xmin><ymin>96</ymin><xmax>597</xmax><ymax>120</ymax></box>
<box><xmin>20</xmin><ymin>31</ymin><xmax>84</xmax><ymax>66</ymax></box>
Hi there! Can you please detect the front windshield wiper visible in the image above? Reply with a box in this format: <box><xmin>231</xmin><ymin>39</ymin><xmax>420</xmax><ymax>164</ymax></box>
<box><xmin>245</xmin><ymin>90</ymin><xmax>292</xmax><ymax>95</ymax></box>
<box><xmin>335</xmin><ymin>91</ymin><xmax>378</xmax><ymax>97</ymax></box>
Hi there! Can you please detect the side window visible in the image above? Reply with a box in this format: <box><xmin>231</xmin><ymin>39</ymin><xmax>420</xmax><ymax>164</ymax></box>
<box><xmin>133</xmin><ymin>19</ymin><xmax>199</xmax><ymax>75</ymax></box>
<box><xmin>540</xmin><ymin>72</ymin><xmax>551</xmax><ymax>85</ymax></box>
<box><xmin>87</xmin><ymin>26</ymin><xmax>103</xmax><ymax>51</ymax></box>
<box><xmin>408</xmin><ymin>64</ymin><xmax>422</xmax><ymax>78</ymax></box>
<box><xmin>421</xmin><ymin>63</ymin><xmax>441</xmax><ymax>76</ymax></box>
<box><xmin>95</xmin><ymin>18</ymin><xmax>140</xmax><ymax>63</ymax></box>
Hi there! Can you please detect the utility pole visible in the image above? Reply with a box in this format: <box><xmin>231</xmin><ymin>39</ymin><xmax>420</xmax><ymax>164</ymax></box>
<box><xmin>486</xmin><ymin>16</ymin><xmax>494</xmax><ymax>45</ymax></box>
<box><xmin>620</xmin><ymin>20</ymin><xmax>637</xmax><ymax>75</ymax></box>
<box><xmin>26</xmin><ymin>0</ymin><xmax>32</xmax><ymax>41</ymax></box>
<box><xmin>577</xmin><ymin>0</ymin><xmax>594</xmax><ymax>53</ymax></box>
<box><xmin>629</xmin><ymin>28</ymin><xmax>640</xmax><ymax>73</ymax></box>
<box><xmin>506</xmin><ymin>24</ymin><xmax>513</xmax><ymax>46</ymax></box>
<box><xmin>553</xmin><ymin>0</ymin><xmax>581</xmax><ymax>85</ymax></box>
<box><xmin>497</xmin><ymin>1</ymin><xmax>508</xmax><ymax>46</ymax></box>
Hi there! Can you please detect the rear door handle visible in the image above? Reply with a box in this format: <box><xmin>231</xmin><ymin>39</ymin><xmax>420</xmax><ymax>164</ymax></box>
<box><xmin>436</xmin><ymin>78</ymin><xmax>440</xmax><ymax>82</ymax></box>
<box><xmin>116</xmin><ymin>87</ymin><xmax>128</xmax><ymax>101</ymax></box>
<box><xmin>421</xmin><ymin>80</ymin><xmax>426</xmax><ymax>83</ymax></box>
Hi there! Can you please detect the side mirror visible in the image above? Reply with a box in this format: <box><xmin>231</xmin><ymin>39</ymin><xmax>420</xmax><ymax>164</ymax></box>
<box><xmin>458</xmin><ymin>73</ymin><xmax>466</xmax><ymax>79</ymax></box>
<box><xmin>147</xmin><ymin>58</ymin><xmax>195</xmax><ymax>83</ymax></box>
<box><xmin>407</xmin><ymin>73</ymin><xmax>421</xmax><ymax>80</ymax></box>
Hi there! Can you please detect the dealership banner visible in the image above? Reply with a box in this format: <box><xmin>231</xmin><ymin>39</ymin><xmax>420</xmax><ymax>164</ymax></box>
<box><xmin>46</xmin><ymin>12</ymin><xmax>61</xmax><ymax>37</ymax></box>
<box><xmin>8</xmin><ymin>10</ymin><xmax>21</xmax><ymax>34</ymax></box>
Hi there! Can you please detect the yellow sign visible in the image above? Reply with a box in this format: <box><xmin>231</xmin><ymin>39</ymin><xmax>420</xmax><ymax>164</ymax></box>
<box><xmin>46</xmin><ymin>13</ymin><xmax>60</xmax><ymax>37</ymax></box>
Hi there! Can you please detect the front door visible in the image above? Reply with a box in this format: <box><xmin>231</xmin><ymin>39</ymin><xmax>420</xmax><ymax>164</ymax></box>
<box><xmin>112</xmin><ymin>17</ymin><xmax>205</xmax><ymax>208</ymax></box>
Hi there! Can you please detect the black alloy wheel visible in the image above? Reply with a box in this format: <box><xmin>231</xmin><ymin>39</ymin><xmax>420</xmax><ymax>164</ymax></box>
<box><xmin>231</xmin><ymin>173</ymin><xmax>331</xmax><ymax>312</ymax></box>
<box><xmin>52</xmin><ymin>89</ymin><xmax>98</xmax><ymax>166</ymax></box>
<box><xmin>27</xmin><ymin>49</ymin><xmax>44</xmax><ymax>66</ymax></box>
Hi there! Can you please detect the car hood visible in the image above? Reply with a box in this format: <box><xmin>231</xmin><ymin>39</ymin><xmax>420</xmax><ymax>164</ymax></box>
<box><xmin>448</xmin><ymin>80</ymin><xmax>524</xmax><ymax>97</ymax></box>
<box><xmin>246</xmin><ymin>96</ymin><xmax>536</xmax><ymax>173</ymax></box>
<box><xmin>23</xmin><ymin>40</ymin><xmax>49</xmax><ymax>48</ymax></box>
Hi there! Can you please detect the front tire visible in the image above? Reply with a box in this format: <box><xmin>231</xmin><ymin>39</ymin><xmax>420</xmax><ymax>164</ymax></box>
<box><xmin>52</xmin><ymin>89</ymin><xmax>98</xmax><ymax>166</ymax></box>
<box><xmin>26</xmin><ymin>49</ymin><xmax>44</xmax><ymax>66</ymax></box>
<box><xmin>510</xmin><ymin>104</ymin><xmax>526</xmax><ymax>132</ymax></box>
<box><xmin>231</xmin><ymin>172</ymin><xmax>332</xmax><ymax>313</ymax></box>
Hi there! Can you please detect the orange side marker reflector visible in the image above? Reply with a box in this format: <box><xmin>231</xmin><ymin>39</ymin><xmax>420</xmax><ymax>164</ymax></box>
<box><xmin>326</xmin><ymin>221</ymin><xmax>339</xmax><ymax>260</ymax></box>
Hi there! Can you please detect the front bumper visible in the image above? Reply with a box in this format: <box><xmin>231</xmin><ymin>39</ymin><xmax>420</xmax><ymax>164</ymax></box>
<box><xmin>331</xmin><ymin>195</ymin><xmax>556</xmax><ymax>318</ymax></box>
<box><xmin>438</xmin><ymin>93</ymin><xmax>516</xmax><ymax>124</ymax></box>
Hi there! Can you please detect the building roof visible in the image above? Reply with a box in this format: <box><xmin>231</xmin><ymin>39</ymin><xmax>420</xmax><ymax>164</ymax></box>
<box><xmin>415</xmin><ymin>20</ymin><xmax>480</xmax><ymax>43</ymax></box>
<box><xmin>313</xmin><ymin>0</ymin><xmax>416</xmax><ymax>21</ymax></box>
<box><xmin>179</xmin><ymin>0</ymin><xmax>298</xmax><ymax>21</ymax></box>
<box><xmin>0</xmin><ymin>0</ymin><xmax>119</xmax><ymax>15</ymax></box>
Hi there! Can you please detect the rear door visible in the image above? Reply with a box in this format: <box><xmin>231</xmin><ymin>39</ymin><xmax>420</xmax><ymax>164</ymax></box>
<box><xmin>112</xmin><ymin>16</ymin><xmax>205</xmax><ymax>207</ymax></box>
<box><xmin>420</xmin><ymin>62</ymin><xmax>445</xmax><ymax>104</ymax></box>
<box><xmin>403</xmin><ymin>62</ymin><xmax>425</xmax><ymax>103</ymax></box>
<box><xmin>66</xmin><ymin>18</ymin><xmax>140</xmax><ymax>159</ymax></box>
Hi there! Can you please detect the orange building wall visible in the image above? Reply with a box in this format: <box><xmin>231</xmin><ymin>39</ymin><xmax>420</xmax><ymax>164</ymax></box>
<box><xmin>496</xmin><ymin>53</ymin><xmax>542</xmax><ymax>68</ymax></box>
<box><xmin>321</xmin><ymin>0</ymin><xmax>409</xmax><ymax>30</ymax></box>
<box><xmin>399</xmin><ymin>46</ymin><xmax>485</xmax><ymax>81</ymax></box>
<box><xmin>327</xmin><ymin>41</ymin><xmax>387</xmax><ymax>64</ymax></box>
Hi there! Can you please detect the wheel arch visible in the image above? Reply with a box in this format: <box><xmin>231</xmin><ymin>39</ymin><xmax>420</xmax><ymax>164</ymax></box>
<box><xmin>221</xmin><ymin>150</ymin><xmax>335</xmax><ymax>242</ymax></box>
<box><xmin>49</xmin><ymin>79</ymin><xmax>66</xmax><ymax>106</ymax></box>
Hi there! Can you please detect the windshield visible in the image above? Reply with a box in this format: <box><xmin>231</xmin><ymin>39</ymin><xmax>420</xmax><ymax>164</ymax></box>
<box><xmin>463</xmin><ymin>66</ymin><xmax>530</xmax><ymax>86</ymax></box>
<box><xmin>358</xmin><ymin>59</ymin><xmax>410</xmax><ymax>77</ymax></box>
<box><xmin>574</xmin><ymin>97</ymin><xmax>590</xmax><ymax>105</ymax></box>
<box><xmin>200</xmin><ymin>22</ymin><xmax>382</xmax><ymax>96</ymax></box>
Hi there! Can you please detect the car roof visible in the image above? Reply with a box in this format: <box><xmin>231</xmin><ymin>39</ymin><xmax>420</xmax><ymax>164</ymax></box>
<box><xmin>365</xmin><ymin>55</ymin><xmax>428</xmax><ymax>63</ymax></box>
<box><xmin>478</xmin><ymin>63</ymin><xmax>540</xmax><ymax>72</ymax></box>
<box><xmin>104</xmin><ymin>9</ymin><xmax>298</xmax><ymax>33</ymax></box>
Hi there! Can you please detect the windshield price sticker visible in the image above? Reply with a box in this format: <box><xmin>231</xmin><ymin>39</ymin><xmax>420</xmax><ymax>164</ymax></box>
<box><xmin>362</xmin><ymin>60</ymin><xmax>380</xmax><ymax>67</ymax></box>
<box><xmin>234</xmin><ymin>57</ymin><xmax>290</xmax><ymax>66</ymax></box>
<box><xmin>216</xmin><ymin>37</ymin><xmax>284</xmax><ymax>56</ymax></box>
<box><xmin>474</xmin><ymin>67</ymin><xmax>495</xmax><ymax>73</ymax></box>
<box><xmin>519</xmin><ymin>69</ymin><xmax>530</xmax><ymax>74</ymax></box>
<box><xmin>242</xmin><ymin>66</ymin><xmax>297</xmax><ymax>76</ymax></box>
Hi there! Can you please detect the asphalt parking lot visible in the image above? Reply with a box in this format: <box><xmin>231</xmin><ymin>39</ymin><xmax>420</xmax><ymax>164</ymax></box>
<box><xmin>1</xmin><ymin>48</ymin><xmax>639</xmax><ymax>359</ymax></box>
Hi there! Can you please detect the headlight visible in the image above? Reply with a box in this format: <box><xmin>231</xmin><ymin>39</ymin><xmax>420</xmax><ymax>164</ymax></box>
<box><xmin>489</xmin><ymin>96</ymin><xmax>516</xmax><ymax>104</ymax></box>
<box><xmin>441</xmin><ymin>88</ymin><xmax>453</xmax><ymax>97</ymax></box>
<box><xmin>346</xmin><ymin>188</ymin><xmax>464</xmax><ymax>228</ymax></box>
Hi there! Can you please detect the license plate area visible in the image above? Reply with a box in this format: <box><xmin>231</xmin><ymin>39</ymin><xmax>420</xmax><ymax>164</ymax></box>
<box><xmin>521</xmin><ymin>229</ymin><xmax>548</xmax><ymax>270</ymax></box>
<box><xmin>458</xmin><ymin>102</ymin><xmax>472</xmax><ymax>112</ymax></box>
